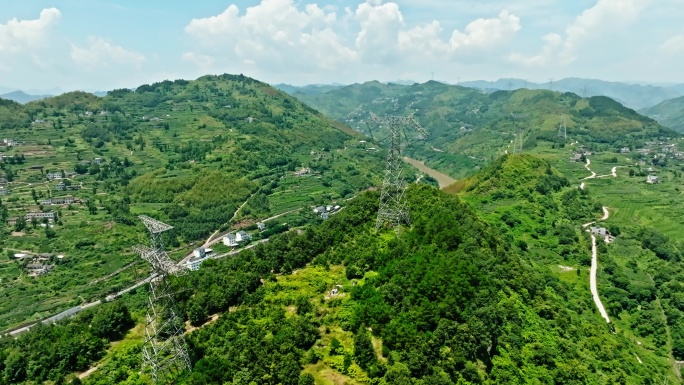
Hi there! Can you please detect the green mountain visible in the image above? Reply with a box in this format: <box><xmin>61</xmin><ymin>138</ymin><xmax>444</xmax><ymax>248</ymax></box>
<box><xmin>274</xmin><ymin>83</ymin><xmax>344</xmax><ymax>95</ymax></box>
<box><xmin>460</xmin><ymin>77</ymin><xmax>684</xmax><ymax>110</ymax></box>
<box><xmin>295</xmin><ymin>81</ymin><xmax>672</xmax><ymax>178</ymax></box>
<box><xmin>2</xmin><ymin>154</ymin><xmax>680</xmax><ymax>384</ymax></box>
<box><xmin>640</xmin><ymin>95</ymin><xmax>684</xmax><ymax>132</ymax></box>
<box><xmin>0</xmin><ymin>74</ymin><xmax>390</xmax><ymax>331</ymax></box>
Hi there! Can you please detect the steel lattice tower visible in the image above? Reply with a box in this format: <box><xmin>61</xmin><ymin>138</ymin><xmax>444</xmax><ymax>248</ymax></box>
<box><xmin>558</xmin><ymin>116</ymin><xmax>567</xmax><ymax>140</ymax></box>
<box><xmin>369</xmin><ymin>113</ymin><xmax>428</xmax><ymax>232</ymax></box>
<box><xmin>134</xmin><ymin>215</ymin><xmax>191</xmax><ymax>383</ymax></box>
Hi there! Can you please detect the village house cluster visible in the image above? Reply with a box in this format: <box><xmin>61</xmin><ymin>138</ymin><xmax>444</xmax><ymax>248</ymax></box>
<box><xmin>14</xmin><ymin>252</ymin><xmax>64</xmax><ymax>277</ymax></box>
<box><xmin>313</xmin><ymin>204</ymin><xmax>341</xmax><ymax>220</ymax></box>
<box><xmin>7</xmin><ymin>211</ymin><xmax>56</xmax><ymax>226</ymax></box>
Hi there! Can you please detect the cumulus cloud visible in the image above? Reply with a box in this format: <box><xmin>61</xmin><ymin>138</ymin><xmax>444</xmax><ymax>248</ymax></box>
<box><xmin>183</xmin><ymin>0</ymin><xmax>521</xmax><ymax>78</ymax></box>
<box><xmin>0</xmin><ymin>8</ymin><xmax>61</xmax><ymax>53</ymax></box>
<box><xmin>511</xmin><ymin>0</ymin><xmax>647</xmax><ymax>66</ymax></box>
<box><xmin>71</xmin><ymin>36</ymin><xmax>145</xmax><ymax>70</ymax></box>
<box><xmin>398</xmin><ymin>10</ymin><xmax>520</xmax><ymax>58</ymax></box>
<box><xmin>185</xmin><ymin>0</ymin><xmax>353</xmax><ymax>73</ymax></box>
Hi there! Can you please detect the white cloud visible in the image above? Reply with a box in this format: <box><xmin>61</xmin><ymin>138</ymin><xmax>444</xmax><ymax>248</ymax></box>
<box><xmin>183</xmin><ymin>0</ymin><xmax>521</xmax><ymax>79</ymax></box>
<box><xmin>71</xmin><ymin>36</ymin><xmax>145</xmax><ymax>70</ymax></box>
<box><xmin>398</xmin><ymin>10</ymin><xmax>520</xmax><ymax>58</ymax></box>
<box><xmin>355</xmin><ymin>1</ymin><xmax>404</xmax><ymax>62</ymax></box>
<box><xmin>185</xmin><ymin>0</ymin><xmax>352</xmax><ymax>74</ymax></box>
<box><xmin>0</xmin><ymin>8</ymin><xmax>61</xmax><ymax>53</ymax></box>
<box><xmin>511</xmin><ymin>0</ymin><xmax>647</xmax><ymax>67</ymax></box>
<box><xmin>662</xmin><ymin>34</ymin><xmax>684</xmax><ymax>56</ymax></box>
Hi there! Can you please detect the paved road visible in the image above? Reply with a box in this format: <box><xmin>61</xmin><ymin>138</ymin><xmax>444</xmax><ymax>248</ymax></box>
<box><xmin>4</xmin><ymin>274</ymin><xmax>156</xmax><ymax>337</ymax></box>
<box><xmin>590</xmin><ymin>233</ymin><xmax>611</xmax><ymax>324</ymax></box>
<box><xmin>579</xmin><ymin>156</ymin><xmax>612</xmax><ymax>324</ymax></box>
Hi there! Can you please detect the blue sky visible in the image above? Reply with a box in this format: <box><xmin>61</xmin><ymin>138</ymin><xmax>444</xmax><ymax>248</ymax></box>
<box><xmin>1</xmin><ymin>0</ymin><xmax>682</xmax><ymax>92</ymax></box>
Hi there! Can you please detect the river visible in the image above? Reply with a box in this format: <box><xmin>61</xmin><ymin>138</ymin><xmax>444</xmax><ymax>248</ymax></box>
<box><xmin>402</xmin><ymin>157</ymin><xmax>456</xmax><ymax>189</ymax></box>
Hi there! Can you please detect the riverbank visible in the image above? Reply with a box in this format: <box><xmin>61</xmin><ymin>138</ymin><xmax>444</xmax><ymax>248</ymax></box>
<box><xmin>402</xmin><ymin>157</ymin><xmax>456</xmax><ymax>189</ymax></box>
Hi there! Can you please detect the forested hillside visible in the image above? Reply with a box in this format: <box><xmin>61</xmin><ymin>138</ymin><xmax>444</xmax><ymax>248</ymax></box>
<box><xmin>640</xmin><ymin>95</ymin><xmax>684</xmax><ymax>132</ymax></box>
<box><xmin>1</xmin><ymin>176</ymin><xmax>677</xmax><ymax>384</ymax></box>
<box><xmin>295</xmin><ymin>81</ymin><xmax>673</xmax><ymax>178</ymax></box>
<box><xmin>0</xmin><ymin>74</ymin><xmax>391</xmax><ymax>331</ymax></box>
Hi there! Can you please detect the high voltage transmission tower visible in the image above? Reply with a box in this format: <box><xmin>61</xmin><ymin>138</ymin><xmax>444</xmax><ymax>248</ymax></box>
<box><xmin>513</xmin><ymin>132</ymin><xmax>524</xmax><ymax>153</ymax></box>
<box><xmin>134</xmin><ymin>215</ymin><xmax>191</xmax><ymax>383</ymax></box>
<box><xmin>558</xmin><ymin>116</ymin><xmax>567</xmax><ymax>140</ymax></box>
<box><xmin>369</xmin><ymin>113</ymin><xmax>428</xmax><ymax>232</ymax></box>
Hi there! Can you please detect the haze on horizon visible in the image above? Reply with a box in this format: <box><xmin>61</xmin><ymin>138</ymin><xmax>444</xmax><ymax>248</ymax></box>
<box><xmin>1</xmin><ymin>0</ymin><xmax>682</xmax><ymax>92</ymax></box>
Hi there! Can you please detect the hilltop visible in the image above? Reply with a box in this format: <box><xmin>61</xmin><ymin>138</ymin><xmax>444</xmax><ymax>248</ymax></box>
<box><xmin>640</xmin><ymin>95</ymin><xmax>684</xmax><ymax>132</ymax></box>
<box><xmin>0</xmin><ymin>74</ymin><xmax>391</xmax><ymax>330</ymax></box>
<box><xmin>295</xmin><ymin>81</ymin><xmax>673</xmax><ymax>178</ymax></box>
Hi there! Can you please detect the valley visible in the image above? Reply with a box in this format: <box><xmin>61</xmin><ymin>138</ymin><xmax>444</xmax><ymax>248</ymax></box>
<box><xmin>1</xmin><ymin>76</ymin><xmax>684</xmax><ymax>385</ymax></box>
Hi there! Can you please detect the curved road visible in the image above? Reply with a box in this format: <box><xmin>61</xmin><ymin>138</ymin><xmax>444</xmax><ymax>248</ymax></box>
<box><xmin>580</xmin><ymin>156</ymin><xmax>612</xmax><ymax>324</ymax></box>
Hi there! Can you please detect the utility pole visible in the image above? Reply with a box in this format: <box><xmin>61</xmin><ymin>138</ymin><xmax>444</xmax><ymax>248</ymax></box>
<box><xmin>369</xmin><ymin>113</ymin><xmax>428</xmax><ymax>232</ymax></box>
<box><xmin>549</xmin><ymin>78</ymin><xmax>554</xmax><ymax>91</ymax></box>
<box><xmin>582</xmin><ymin>85</ymin><xmax>588</xmax><ymax>98</ymax></box>
<box><xmin>134</xmin><ymin>216</ymin><xmax>191</xmax><ymax>383</ymax></box>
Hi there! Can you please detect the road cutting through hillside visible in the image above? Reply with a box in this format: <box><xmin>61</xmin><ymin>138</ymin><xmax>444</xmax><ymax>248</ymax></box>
<box><xmin>580</xmin><ymin>156</ymin><xmax>612</xmax><ymax>324</ymax></box>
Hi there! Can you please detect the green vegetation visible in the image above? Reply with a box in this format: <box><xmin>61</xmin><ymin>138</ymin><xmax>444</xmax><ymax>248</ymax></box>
<box><xmin>0</xmin><ymin>74</ymin><xmax>387</xmax><ymax>331</ymax></box>
<box><xmin>295</xmin><ymin>81</ymin><xmax>673</xmax><ymax>178</ymax></box>
<box><xmin>2</xmin><ymin>75</ymin><xmax>684</xmax><ymax>384</ymax></box>
<box><xmin>0</xmin><ymin>180</ymin><xmax>675</xmax><ymax>384</ymax></box>
<box><xmin>640</xmin><ymin>95</ymin><xmax>684</xmax><ymax>132</ymax></box>
<box><xmin>0</xmin><ymin>301</ymin><xmax>133</xmax><ymax>384</ymax></box>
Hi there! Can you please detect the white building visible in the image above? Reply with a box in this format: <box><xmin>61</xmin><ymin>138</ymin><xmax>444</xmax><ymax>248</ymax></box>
<box><xmin>223</xmin><ymin>234</ymin><xmax>238</xmax><ymax>247</ymax></box>
<box><xmin>257</xmin><ymin>222</ymin><xmax>266</xmax><ymax>232</ymax></box>
<box><xmin>236</xmin><ymin>231</ymin><xmax>251</xmax><ymax>243</ymax></box>
<box><xmin>647</xmin><ymin>175</ymin><xmax>660</xmax><ymax>184</ymax></box>
<box><xmin>193</xmin><ymin>247</ymin><xmax>206</xmax><ymax>259</ymax></box>
<box><xmin>590</xmin><ymin>227</ymin><xmax>609</xmax><ymax>237</ymax></box>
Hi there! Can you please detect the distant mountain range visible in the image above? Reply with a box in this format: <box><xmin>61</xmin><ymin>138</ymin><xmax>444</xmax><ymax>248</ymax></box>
<box><xmin>0</xmin><ymin>90</ymin><xmax>53</xmax><ymax>104</ymax></box>
<box><xmin>458</xmin><ymin>78</ymin><xmax>684</xmax><ymax>110</ymax></box>
<box><xmin>277</xmin><ymin>78</ymin><xmax>684</xmax><ymax>111</ymax></box>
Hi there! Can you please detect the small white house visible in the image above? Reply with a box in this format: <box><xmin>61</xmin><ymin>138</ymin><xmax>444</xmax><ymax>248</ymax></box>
<box><xmin>646</xmin><ymin>175</ymin><xmax>660</xmax><ymax>184</ymax></box>
<box><xmin>236</xmin><ymin>231</ymin><xmax>251</xmax><ymax>243</ymax></box>
<box><xmin>193</xmin><ymin>247</ymin><xmax>206</xmax><ymax>259</ymax></box>
<box><xmin>590</xmin><ymin>227</ymin><xmax>609</xmax><ymax>237</ymax></box>
<box><xmin>186</xmin><ymin>253</ymin><xmax>211</xmax><ymax>271</ymax></box>
<box><xmin>257</xmin><ymin>222</ymin><xmax>266</xmax><ymax>232</ymax></box>
<box><xmin>223</xmin><ymin>234</ymin><xmax>238</xmax><ymax>247</ymax></box>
